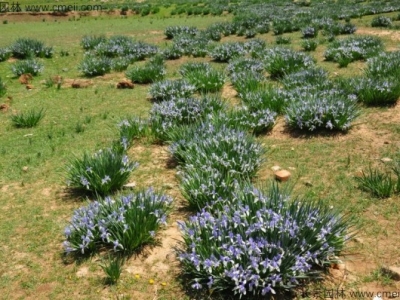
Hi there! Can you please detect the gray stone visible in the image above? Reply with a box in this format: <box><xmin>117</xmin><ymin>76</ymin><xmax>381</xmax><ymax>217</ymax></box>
<box><xmin>123</xmin><ymin>182</ymin><xmax>136</xmax><ymax>189</ymax></box>
<box><xmin>271</xmin><ymin>165</ymin><xmax>281</xmax><ymax>172</ymax></box>
<box><xmin>381</xmin><ymin>157</ymin><xmax>393</xmax><ymax>163</ymax></box>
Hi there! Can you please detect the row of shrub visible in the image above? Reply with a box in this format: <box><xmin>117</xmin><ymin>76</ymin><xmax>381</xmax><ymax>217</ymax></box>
<box><xmin>136</xmin><ymin>67</ymin><xmax>353</xmax><ymax>297</ymax></box>
<box><xmin>79</xmin><ymin>35</ymin><xmax>158</xmax><ymax>76</ymax></box>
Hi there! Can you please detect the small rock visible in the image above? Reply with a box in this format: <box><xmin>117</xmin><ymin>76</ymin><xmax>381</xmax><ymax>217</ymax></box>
<box><xmin>117</xmin><ymin>80</ymin><xmax>134</xmax><ymax>89</ymax></box>
<box><xmin>290</xmin><ymin>147</ymin><xmax>294</xmax><ymax>151</ymax></box>
<box><xmin>123</xmin><ymin>182</ymin><xmax>136</xmax><ymax>189</ymax></box>
<box><xmin>304</xmin><ymin>181</ymin><xmax>313</xmax><ymax>187</ymax></box>
<box><xmin>62</xmin><ymin>68</ymin><xmax>68</xmax><ymax>72</ymax></box>
<box><xmin>22</xmin><ymin>166</ymin><xmax>28</xmax><ymax>172</ymax></box>
<box><xmin>382</xmin><ymin>266</ymin><xmax>400</xmax><ymax>281</ymax></box>
<box><xmin>271</xmin><ymin>165</ymin><xmax>281</xmax><ymax>172</ymax></box>
<box><xmin>275</xmin><ymin>170</ymin><xmax>291</xmax><ymax>182</ymax></box>
<box><xmin>381</xmin><ymin>157</ymin><xmax>393</xmax><ymax>163</ymax></box>
<box><xmin>288</xmin><ymin>167</ymin><xmax>296</xmax><ymax>170</ymax></box>
<box><xmin>26</xmin><ymin>84</ymin><xmax>34</xmax><ymax>90</ymax></box>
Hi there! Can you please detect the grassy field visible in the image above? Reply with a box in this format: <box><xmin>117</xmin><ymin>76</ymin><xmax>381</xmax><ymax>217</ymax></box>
<box><xmin>0</xmin><ymin>6</ymin><xmax>400</xmax><ymax>300</ymax></box>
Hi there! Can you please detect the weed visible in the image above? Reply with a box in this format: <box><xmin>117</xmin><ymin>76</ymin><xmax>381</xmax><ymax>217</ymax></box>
<box><xmin>356</xmin><ymin>166</ymin><xmax>395</xmax><ymax>198</ymax></box>
<box><xmin>11</xmin><ymin>108</ymin><xmax>45</xmax><ymax>128</ymax></box>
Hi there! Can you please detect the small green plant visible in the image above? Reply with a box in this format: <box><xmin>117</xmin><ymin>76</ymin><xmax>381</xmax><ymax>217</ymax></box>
<box><xmin>301</xmin><ymin>39</ymin><xmax>318</xmax><ymax>51</ymax></box>
<box><xmin>180</xmin><ymin>62</ymin><xmax>225</xmax><ymax>93</ymax></box>
<box><xmin>125</xmin><ymin>55</ymin><xmax>165</xmax><ymax>84</ymax></box>
<box><xmin>66</xmin><ymin>148</ymin><xmax>138</xmax><ymax>196</ymax></box>
<box><xmin>60</xmin><ymin>49</ymin><xmax>69</xmax><ymax>57</ymax></box>
<box><xmin>117</xmin><ymin>117</ymin><xmax>149</xmax><ymax>149</ymax></box>
<box><xmin>3</xmin><ymin>20</ymin><xmax>8</xmax><ymax>24</ymax></box>
<box><xmin>75</xmin><ymin>122</ymin><xmax>85</xmax><ymax>133</ymax></box>
<box><xmin>371</xmin><ymin>16</ymin><xmax>392</xmax><ymax>28</ymax></box>
<box><xmin>111</xmin><ymin>57</ymin><xmax>130</xmax><ymax>72</ymax></box>
<box><xmin>11</xmin><ymin>59</ymin><xmax>44</xmax><ymax>77</ymax></box>
<box><xmin>81</xmin><ymin>34</ymin><xmax>107</xmax><ymax>50</ymax></box>
<box><xmin>0</xmin><ymin>47</ymin><xmax>12</xmax><ymax>62</ymax></box>
<box><xmin>44</xmin><ymin>77</ymin><xmax>54</xmax><ymax>88</ymax></box>
<box><xmin>148</xmin><ymin>79</ymin><xmax>196</xmax><ymax>102</ymax></box>
<box><xmin>275</xmin><ymin>36</ymin><xmax>291</xmax><ymax>45</ymax></box>
<box><xmin>79</xmin><ymin>55</ymin><xmax>112</xmax><ymax>77</ymax></box>
<box><xmin>100</xmin><ymin>255</ymin><xmax>125</xmax><ymax>285</ymax></box>
<box><xmin>0</xmin><ymin>77</ymin><xmax>6</xmax><ymax>97</ymax></box>
<box><xmin>355</xmin><ymin>167</ymin><xmax>395</xmax><ymax>198</ymax></box>
<box><xmin>351</xmin><ymin>77</ymin><xmax>400</xmax><ymax>106</ymax></box>
<box><xmin>11</xmin><ymin>108</ymin><xmax>45</xmax><ymax>128</ymax></box>
<box><xmin>324</xmin><ymin>36</ymin><xmax>384</xmax><ymax>65</ymax></box>
<box><xmin>63</xmin><ymin>189</ymin><xmax>172</xmax><ymax>254</ymax></box>
<box><xmin>11</xmin><ymin>37</ymin><xmax>53</xmax><ymax>58</ymax></box>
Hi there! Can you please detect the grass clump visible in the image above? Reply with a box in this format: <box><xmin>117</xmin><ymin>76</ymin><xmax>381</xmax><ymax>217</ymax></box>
<box><xmin>66</xmin><ymin>148</ymin><xmax>138</xmax><ymax>196</ymax></box>
<box><xmin>0</xmin><ymin>47</ymin><xmax>12</xmax><ymax>62</ymax></box>
<box><xmin>164</xmin><ymin>25</ymin><xmax>198</xmax><ymax>39</ymax></box>
<box><xmin>371</xmin><ymin>16</ymin><xmax>392</xmax><ymax>28</ymax></box>
<box><xmin>11</xmin><ymin>59</ymin><xmax>44</xmax><ymax>77</ymax></box>
<box><xmin>239</xmin><ymin>85</ymin><xmax>287</xmax><ymax>114</ymax></box>
<box><xmin>351</xmin><ymin>77</ymin><xmax>400</xmax><ymax>106</ymax></box>
<box><xmin>100</xmin><ymin>255</ymin><xmax>125</xmax><ymax>285</ymax></box>
<box><xmin>81</xmin><ymin>34</ymin><xmax>107</xmax><ymax>50</ymax></box>
<box><xmin>11</xmin><ymin>108</ymin><xmax>45</xmax><ymax>128</ymax></box>
<box><xmin>365</xmin><ymin>51</ymin><xmax>400</xmax><ymax>79</ymax></box>
<box><xmin>63</xmin><ymin>189</ymin><xmax>172</xmax><ymax>255</ymax></box>
<box><xmin>284</xmin><ymin>87</ymin><xmax>359</xmax><ymax>131</ymax></box>
<box><xmin>275</xmin><ymin>36</ymin><xmax>291</xmax><ymax>45</ymax></box>
<box><xmin>79</xmin><ymin>55</ymin><xmax>112</xmax><ymax>77</ymax></box>
<box><xmin>11</xmin><ymin>38</ymin><xmax>53</xmax><ymax>59</ymax></box>
<box><xmin>259</xmin><ymin>47</ymin><xmax>315</xmax><ymax>79</ymax></box>
<box><xmin>210</xmin><ymin>42</ymin><xmax>246</xmax><ymax>62</ymax></box>
<box><xmin>301</xmin><ymin>39</ymin><xmax>318</xmax><ymax>51</ymax></box>
<box><xmin>178</xmin><ymin>183</ymin><xmax>353</xmax><ymax>297</ymax></box>
<box><xmin>117</xmin><ymin>117</ymin><xmax>149</xmax><ymax>149</ymax></box>
<box><xmin>0</xmin><ymin>77</ymin><xmax>6</xmax><ymax>97</ymax></box>
<box><xmin>125</xmin><ymin>55</ymin><xmax>165</xmax><ymax>84</ymax></box>
<box><xmin>150</xmin><ymin>96</ymin><xmax>225</xmax><ymax>141</ymax></box>
<box><xmin>169</xmin><ymin>122</ymin><xmax>264</xmax><ymax>179</ymax></box>
<box><xmin>356</xmin><ymin>167</ymin><xmax>397</xmax><ymax>198</ymax></box>
<box><xmin>148</xmin><ymin>79</ymin><xmax>196</xmax><ymax>102</ymax></box>
<box><xmin>324</xmin><ymin>36</ymin><xmax>384</xmax><ymax>67</ymax></box>
<box><xmin>179</xmin><ymin>62</ymin><xmax>225</xmax><ymax>93</ymax></box>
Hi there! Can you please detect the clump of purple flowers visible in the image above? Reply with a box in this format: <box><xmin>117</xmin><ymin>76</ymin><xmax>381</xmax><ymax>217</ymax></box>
<box><xmin>170</xmin><ymin>121</ymin><xmax>264</xmax><ymax>179</ymax></box>
<box><xmin>324</xmin><ymin>36</ymin><xmax>384</xmax><ymax>66</ymax></box>
<box><xmin>164</xmin><ymin>26</ymin><xmax>198</xmax><ymax>39</ymax></box>
<box><xmin>178</xmin><ymin>184</ymin><xmax>352</xmax><ymax>297</ymax></box>
<box><xmin>150</xmin><ymin>96</ymin><xmax>226</xmax><ymax>141</ymax></box>
<box><xmin>210</xmin><ymin>42</ymin><xmax>246</xmax><ymax>62</ymax></box>
<box><xmin>284</xmin><ymin>86</ymin><xmax>359</xmax><ymax>131</ymax></box>
<box><xmin>64</xmin><ymin>189</ymin><xmax>173</xmax><ymax>255</ymax></box>
<box><xmin>11</xmin><ymin>59</ymin><xmax>44</xmax><ymax>77</ymax></box>
<box><xmin>259</xmin><ymin>47</ymin><xmax>315</xmax><ymax>79</ymax></box>
<box><xmin>78</xmin><ymin>54</ymin><xmax>112</xmax><ymax>77</ymax></box>
<box><xmin>148</xmin><ymin>79</ymin><xmax>196</xmax><ymax>102</ymax></box>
